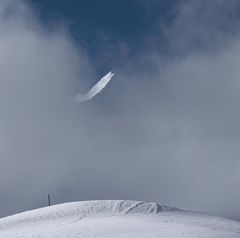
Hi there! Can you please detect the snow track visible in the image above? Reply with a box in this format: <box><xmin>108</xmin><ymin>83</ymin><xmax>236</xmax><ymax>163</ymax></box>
<box><xmin>0</xmin><ymin>200</ymin><xmax>240</xmax><ymax>238</ymax></box>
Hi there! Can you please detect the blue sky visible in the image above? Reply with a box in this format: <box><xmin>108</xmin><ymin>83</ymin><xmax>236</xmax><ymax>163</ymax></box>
<box><xmin>30</xmin><ymin>0</ymin><xmax>178</xmax><ymax>73</ymax></box>
<box><xmin>29</xmin><ymin>0</ymin><xmax>240</xmax><ymax>76</ymax></box>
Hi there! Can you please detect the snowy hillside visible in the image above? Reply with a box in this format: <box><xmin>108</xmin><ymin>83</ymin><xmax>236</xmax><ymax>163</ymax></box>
<box><xmin>0</xmin><ymin>200</ymin><xmax>240</xmax><ymax>238</ymax></box>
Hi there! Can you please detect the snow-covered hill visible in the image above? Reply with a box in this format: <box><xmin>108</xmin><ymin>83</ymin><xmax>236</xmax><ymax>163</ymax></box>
<box><xmin>0</xmin><ymin>200</ymin><xmax>239</xmax><ymax>238</ymax></box>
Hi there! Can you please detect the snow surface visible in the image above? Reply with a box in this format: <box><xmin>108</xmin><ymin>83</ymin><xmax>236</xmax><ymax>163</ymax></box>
<box><xmin>75</xmin><ymin>72</ymin><xmax>114</xmax><ymax>102</ymax></box>
<box><xmin>0</xmin><ymin>200</ymin><xmax>240</xmax><ymax>238</ymax></box>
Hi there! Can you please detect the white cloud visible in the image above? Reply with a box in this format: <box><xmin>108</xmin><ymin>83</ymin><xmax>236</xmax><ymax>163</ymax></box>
<box><xmin>1</xmin><ymin>0</ymin><xmax>240</xmax><ymax>220</ymax></box>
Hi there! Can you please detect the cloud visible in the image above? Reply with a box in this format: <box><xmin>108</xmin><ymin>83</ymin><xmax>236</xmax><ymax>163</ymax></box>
<box><xmin>0</xmin><ymin>0</ymin><xmax>92</xmax><ymax>216</ymax></box>
<box><xmin>106</xmin><ymin>0</ymin><xmax>240</xmax><ymax>218</ymax></box>
<box><xmin>1</xmin><ymin>0</ymin><xmax>240</xmax><ymax>220</ymax></box>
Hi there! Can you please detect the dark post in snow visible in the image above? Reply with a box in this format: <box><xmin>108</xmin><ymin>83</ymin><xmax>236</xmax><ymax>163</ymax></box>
<box><xmin>48</xmin><ymin>194</ymin><xmax>51</xmax><ymax>206</ymax></box>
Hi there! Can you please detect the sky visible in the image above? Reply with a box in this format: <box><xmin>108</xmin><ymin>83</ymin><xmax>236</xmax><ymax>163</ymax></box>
<box><xmin>1</xmin><ymin>0</ymin><xmax>240</xmax><ymax>221</ymax></box>
<box><xmin>29</xmin><ymin>0</ymin><xmax>179</xmax><ymax>74</ymax></box>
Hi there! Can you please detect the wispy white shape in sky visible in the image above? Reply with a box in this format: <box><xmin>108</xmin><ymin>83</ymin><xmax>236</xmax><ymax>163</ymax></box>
<box><xmin>75</xmin><ymin>72</ymin><xmax>114</xmax><ymax>102</ymax></box>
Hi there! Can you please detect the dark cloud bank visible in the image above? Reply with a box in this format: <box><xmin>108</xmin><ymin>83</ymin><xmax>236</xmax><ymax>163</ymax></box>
<box><xmin>1</xmin><ymin>0</ymin><xmax>240</xmax><ymax>220</ymax></box>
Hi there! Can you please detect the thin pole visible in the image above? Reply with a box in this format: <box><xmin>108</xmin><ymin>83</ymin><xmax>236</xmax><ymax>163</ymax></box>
<box><xmin>48</xmin><ymin>194</ymin><xmax>51</xmax><ymax>206</ymax></box>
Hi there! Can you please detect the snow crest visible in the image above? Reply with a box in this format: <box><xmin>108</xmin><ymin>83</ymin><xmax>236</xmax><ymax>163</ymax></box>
<box><xmin>75</xmin><ymin>72</ymin><xmax>114</xmax><ymax>102</ymax></box>
<box><xmin>0</xmin><ymin>200</ymin><xmax>180</xmax><ymax>229</ymax></box>
<box><xmin>1</xmin><ymin>200</ymin><xmax>240</xmax><ymax>238</ymax></box>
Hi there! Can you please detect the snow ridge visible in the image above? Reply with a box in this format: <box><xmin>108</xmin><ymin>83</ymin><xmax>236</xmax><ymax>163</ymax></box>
<box><xmin>0</xmin><ymin>200</ymin><xmax>180</xmax><ymax>230</ymax></box>
<box><xmin>75</xmin><ymin>72</ymin><xmax>114</xmax><ymax>102</ymax></box>
<box><xmin>1</xmin><ymin>200</ymin><xmax>240</xmax><ymax>238</ymax></box>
